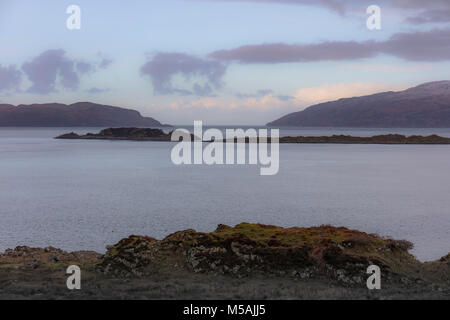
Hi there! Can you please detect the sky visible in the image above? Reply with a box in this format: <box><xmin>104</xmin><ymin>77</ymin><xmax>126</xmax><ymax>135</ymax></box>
<box><xmin>0</xmin><ymin>0</ymin><xmax>450</xmax><ymax>125</ymax></box>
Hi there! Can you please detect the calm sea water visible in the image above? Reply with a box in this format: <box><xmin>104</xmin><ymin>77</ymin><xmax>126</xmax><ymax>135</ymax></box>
<box><xmin>1</xmin><ymin>127</ymin><xmax>450</xmax><ymax>261</ymax></box>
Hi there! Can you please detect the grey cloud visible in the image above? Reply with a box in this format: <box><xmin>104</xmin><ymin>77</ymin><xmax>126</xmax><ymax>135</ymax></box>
<box><xmin>79</xmin><ymin>58</ymin><xmax>113</xmax><ymax>73</ymax></box>
<box><xmin>21</xmin><ymin>50</ymin><xmax>112</xmax><ymax>95</ymax></box>
<box><xmin>76</xmin><ymin>61</ymin><xmax>95</xmax><ymax>74</ymax></box>
<box><xmin>99</xmin><ymin>58</ymin><xmax>113</xmax><ymax>69</ymax></box>
<box><xmin>173</xmin><ymin>88</ymin><xmax>195</xmax><ymax>95</ymax></box>
<box><xmin>205</xmin><ymin>0</ymin><xmax>450</xmax><ymax>15</ymax></box>
<box><xmin>210</xmin><ymin>41</ymin><xmax>377</xmax><ymax>63</ymax></box>
<box><xmin>381</xmin><ymin>29</ymin><xmax>450</xmax><ymax>61</ymax></box>
<box><xmin>0</xmin><ymin>64</ymin><xmax>22</xmax><ymax>92</ymax></box>
<box><xmin>390</xmin><ymin>0</ymin><xmax>450</xmax><ymax>10</ymax></box>
<box><xmin>22</xmin><ymin>49</ymin><xmax>80</xmax><ymax>94</ymax></box>
<box><xmin>247</xmin><ymin>0</ymin><xmax>347</xmax><ymax>14</ymax></box>
<box><xmin>235</xmin><ymin>89</ymin><xmax>294</xmax><ymax>101</ymax></box>
<box><xmin>85</xmin><ymin>87</ymin><xmax>110</xmax><ymax>94</ymax></box>
<box><xmin>193</xmin><ymin>83</ymin><xmax>218</xmax><ymax>96</ymax></box>
<box><xmin>276</xmin><ymin>94</ymin><xmax>294</xmax><ymax>101</ymax></box>
<box><xmin>205</xmin><ymin>0</ymin><xmax>450</xmax><ymax>26</ymax></box>
<box><xmin>209</xmin><ymin>28</ymin><xmax>450</xmax><ymax>63</ymax></box>
<box><xmin>140</xmin><ymin>52</ymin><xmax>227</xmax><ymax>96</ymax></box>
<box><xmin>405</xmin><ymin>10</ymin><xmax>450</xmax><ymax>24</ymax></box>
<box><xmin>203</xmin><ymin>0</ymin><xmax>347</xmax><ymax>14</ymax></box>
<box><xmin>236</xmin><ymin>89</ymin><xmax>274</xmax><ymax>98</ymax></box>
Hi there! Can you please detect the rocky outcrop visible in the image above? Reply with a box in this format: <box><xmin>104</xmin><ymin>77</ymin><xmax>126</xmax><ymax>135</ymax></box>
<box><xmin>0</xmin><ymin>246</ymin><xmax>101</xmax><ymax>270</ymax></box>
<box><xmin>55</xmin><ymin>127</ymin><xmax>202</xmax><ymax>141</ymax></box>
<box><xmin>1</xmin><ymin>223</ymin><xmax>449</xmax><ymax>299</ymax></box>
<box><xmin>278</xmin><ymin>134</ymin><xmax>450</xmax><ymax>144</ymax></box>
<box><xmin>57</xmin><ymin>130</ymin><xmax>450</xmax><ymax>144</ymax></box>
<box><xmin>97</xmin><ymin>235</ymin><xmax>158</xmax><ymax>277</ymax></box>
<box><xmin>56</xmin><ymin>127</ymin><xmax>171</xmax><ymax>141</ymax></box>
<box><xmin>97</xmin><ymin>223</ymin><xmax>442</xmax><ymax>286</ymax></box>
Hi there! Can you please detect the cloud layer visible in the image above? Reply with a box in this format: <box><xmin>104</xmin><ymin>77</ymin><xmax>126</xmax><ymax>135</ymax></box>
<box><xmin>1</xmin><ymin>49</ymin><xmax>113</xmax><ymax>95</ymax></box>
<box><xmin>0</xmin><ymin>64</ymin><xmax>21</xmax><ymax>92</ymax></box>
<box><xmin>22</xmin><ymin>49</ymin><xmax>84</xmax><ymax>94</ymax></box>
<box><xmin>210</xmin><ymin>28</ymin><xmax>450</xmax><ymax>63</ymax></box>
<box><xmin>210</xmin><ymin>41</ymin><xmax>377</xmax><ymax>63</ymax></box>
<box><xmin>205</xmin><ymin>0</ymin><xmax>450</xmax><ymax>16</ymax></box>
<box><xmin>406</xmin><ymin>10</ymin><xmax>450</xmax><ymax>24</ymax></box>
<box><xmin>141</xmin><ymin>28</ymin><xmax>450</xmax><ymax>96</ymax></box>
<box><xmin>140</xmin><ymin>53</ymin><xmax>227</xmax><ymax>96</ymax></box>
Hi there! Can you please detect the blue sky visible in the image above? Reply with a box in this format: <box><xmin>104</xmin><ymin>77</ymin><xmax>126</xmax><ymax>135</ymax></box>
<box><xmin>1</xmin><ymin>0</ymin><xmax>450</xmax><ymax>124</ymax></box>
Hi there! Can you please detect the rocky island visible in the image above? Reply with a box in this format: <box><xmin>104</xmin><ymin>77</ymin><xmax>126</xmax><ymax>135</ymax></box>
<box><xmin>55</xmin><ymin>127</ymin><xmax>173</xmax><ymax>141</ymax></box>
<box><xmin>56</xmin><ymin>128</ymin><xmax>450</xmax><ymax>144</ymax></box>
<box><xmin>1</xmin><ymin>223</ymin><xmax>448</xmax><ymax>299</ymax></box>
<box><xmin>278</xmin><ymin>134</ymin><xmax>450</xmax><ymax>144</ymax></box>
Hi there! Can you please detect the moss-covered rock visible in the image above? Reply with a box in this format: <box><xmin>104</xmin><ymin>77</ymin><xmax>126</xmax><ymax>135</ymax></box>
<box><xmin>97</xmin><ymin>223</ymin><xmax>431</xmax><ymax>285</ymax></box>
<box><xmin>0</xmin><ymin>246</ymin><xmax>101</xmax><ymax>270</ymax></box>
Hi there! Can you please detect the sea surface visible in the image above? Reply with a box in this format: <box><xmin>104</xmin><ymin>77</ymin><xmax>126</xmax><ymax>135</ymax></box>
<box><xmin>1</xmin><ymin>127</ymin><xmax>450</xmax><ymax>261</ymax></box>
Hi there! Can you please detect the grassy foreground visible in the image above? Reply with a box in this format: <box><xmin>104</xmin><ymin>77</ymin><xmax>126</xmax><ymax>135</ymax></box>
<box><xmin>0</xmin><ymin>223</ymin><xmax>449</xmax><ymax>299</ymax></box>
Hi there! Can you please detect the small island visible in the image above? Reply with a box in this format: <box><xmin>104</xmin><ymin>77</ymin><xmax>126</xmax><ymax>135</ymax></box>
<box><xmin>56</xmin><ymin>128</ymin><xmax>450</xmax><ymax>144</ymax></box>
<box><xmin>55</xmin><ymin>127</ymin><xmax>172</xmax><ymax>141</ymax></box>
<box><xmin>278</xmin><ymin>134</ymin><xmax>450</xmax><ymax>144</ymax></box>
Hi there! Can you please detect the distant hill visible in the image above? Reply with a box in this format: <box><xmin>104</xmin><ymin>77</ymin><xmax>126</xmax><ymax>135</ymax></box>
<box><xmin>0</xmin><ymin>102</ymin><xmax>169</xmax><ymax>127</ymax></box>
<box><xmin>268</xmin><ymin>81</ymin><xmax>450</xmax><ymax>128</ymax></box>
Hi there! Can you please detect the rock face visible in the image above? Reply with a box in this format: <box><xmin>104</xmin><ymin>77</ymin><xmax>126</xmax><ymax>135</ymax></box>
<box><xmin>98</xmin><ymin>235</ymin><xmax>158</xmax><ymax>277</ymax></box>
<box><xmin>1</xmin><ymin>223</ymin><xmax>449</xmax><ymax>299</ymax></box>
<box><xmin>268</xmin><ymin>81</ymin><xmax>450</xmax><ymax>127</ymax></box>
<box><xmin>0</xmin><ymin>102</ymin><xmax>169</xmax><ymax>127</ymax></box>
<box><xmin>97</xmin><ymin>223</ymin><xmax>439</xmax><ymax>285</ymax></box>
<box><xmin>56</xmin><ymin>127</ymin><xmax>171</xmax><ymax>141</ymax></box>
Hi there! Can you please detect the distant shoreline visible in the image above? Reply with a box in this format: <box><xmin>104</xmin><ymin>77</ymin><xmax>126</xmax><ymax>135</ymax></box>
<box><xmin>55</xmin><ymin>128</ymin><xmax>450</xmax><ymax>144</ymax></box>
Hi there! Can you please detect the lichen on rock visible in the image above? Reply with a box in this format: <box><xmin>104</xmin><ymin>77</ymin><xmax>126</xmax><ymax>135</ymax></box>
<box><xmin>96</xmin><ymin>223</ymin><xmax>434</xmax><ymax>285</ymax></box>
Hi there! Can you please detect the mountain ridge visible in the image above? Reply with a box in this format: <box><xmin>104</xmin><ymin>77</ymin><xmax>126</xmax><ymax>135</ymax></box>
<box><xmin>268</xmin><ymin>81</ymin><xmax>450</xmax><ymax>128</ymax></box>
<box><xmin>0</xmin><ymin>102</ymin><xmax>170</xmax><ymax>127</ymax></box>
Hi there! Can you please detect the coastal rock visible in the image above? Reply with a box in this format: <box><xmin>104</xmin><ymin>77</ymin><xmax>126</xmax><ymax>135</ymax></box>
<box><xmin>278</xmin><ymin>134</ymin><xmax>450</xmax><ymax>144</ymax></box>
<box><xmin>422</xmin><ymin>252</ymin><xmax>450</xmax><ymax>285</ymax></box>
<box><xmin>0</xmin><ymin>225</ymin><xmax>449</xmax><ymax>299</ymax></box>
<box><xmin>56</xmin><ymin>129</ymin><xmax>450</xmax><ymax>144</ymax></box>
<box><xmin>55</xmin><ymin>132</ymin><xmax>80</xmax><ymax>139</ymax></box>
<box><xmin>96</xmin><ymin>223</ymin><xmax>426</xmax><ymax>285</ymax></box>
<box><xmin>0</xmin><ymin>246</ymin><xmax>101</xmax><ymax>269</ymax></box>
<box><xmin>56</xmin><ymin>127</ymin><xmax>171</xmax><ymax>141</ymax></box>
<box><xmin>440</xmin><ymin>253</ymin><xmax>450</xmax><ymax>265</ymax></box>
<box><xmin>97</xmin><ymin>235</ymin><xmax>158</xmax><ymax>277</ymax></box>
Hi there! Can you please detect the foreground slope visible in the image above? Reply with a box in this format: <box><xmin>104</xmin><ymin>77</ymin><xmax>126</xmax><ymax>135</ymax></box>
<box><xmin>0</xmin><ymin>223</ymin><xmax>448</xmax><ymax>299</ymax></box>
